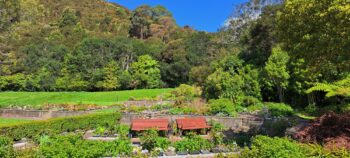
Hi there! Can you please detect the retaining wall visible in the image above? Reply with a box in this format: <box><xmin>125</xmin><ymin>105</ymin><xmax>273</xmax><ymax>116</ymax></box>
<box><xmin>0</xmin><ymin>109</ymin><xmax>91</xmax><ymax>119</ymax></box>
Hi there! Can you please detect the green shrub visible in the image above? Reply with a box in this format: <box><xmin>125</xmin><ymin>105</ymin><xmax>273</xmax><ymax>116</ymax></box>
<box><xmin>304</xmin><ymin>104</ymin><xmax>317</xmax><ymax>115</ymax></box>
<box><xmin>140</xmin><ymin>129</ymin><xmax>170</xmax><ymax>151</ymax></box>
<box><xmin>208</xmin><ymin>98</ymin><xmax>241</xmax><ymax>116</ymax></box>
<box><xmin>301</xmin><ymin>143</ymin><xmax>350</xmax><ymax>158</ymax></box>
<box><xmin>240</xmin><ymin>136</ymin><xmax>306</xmax><ymax>158</ymax></box>
<box><xmin>0</xmin><ymin>112</ymin><xmax>120</xmax><ymax>141</ymax></box>
<box><xmin>37</xmin><ymin>134</ymin><xmax>132</xmax><ymax>157</ymax></box>
<box><xmin>0</xmin><ymin>136</ymin><xmax>14</xmax><ymax>158</ymax></box>
<box><xmin>265</xmin><ymin>102</ymin><xmax>294</xmax><ymax>117</ymax></box>
<box><xmin>175</xmin><ymin>133</ymin><xmax>212</xmax><ymax>152</ymax></box>
<box><xmin>168</xmin><ymin>107</ymin><xmax>196</xmax><ymax>115</ymax></box>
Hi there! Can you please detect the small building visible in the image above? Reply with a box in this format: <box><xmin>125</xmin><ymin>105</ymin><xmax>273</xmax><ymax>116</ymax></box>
<box><xmin>131</xmin><ymin>118</ymin><xmax>169</xmax><ymax>137</ymax></box>
<box><xmin>176</xmin><ymin>117</ymin><xmax>211</xmax><ymax>135</ymax></box>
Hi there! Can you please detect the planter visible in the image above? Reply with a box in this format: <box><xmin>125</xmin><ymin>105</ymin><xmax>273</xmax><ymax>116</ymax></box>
<box><xmin>200</xmin><ymin>149</ymin><xmax>211</xmax><ymax>154</ymax></box>
<box><xmin>165</xmin><ymin>151</ymin><xmax>176</xmax><ymax>156</ymax></box>
<box><xmin>177</xmin><ymin>151</ymin><xmax>188</xmax><ymax>155</ymax></box>
<box><xmin>189</xmin><ymin>151</ymin><xmax>200</xmax><ymax>155</ymax></box>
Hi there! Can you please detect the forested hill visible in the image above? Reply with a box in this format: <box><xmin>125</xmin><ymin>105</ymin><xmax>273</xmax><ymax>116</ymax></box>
<box><xmin>1</xmin><ymin>0</ymin><xmax>349</xmax><ymax>109</ymax></box>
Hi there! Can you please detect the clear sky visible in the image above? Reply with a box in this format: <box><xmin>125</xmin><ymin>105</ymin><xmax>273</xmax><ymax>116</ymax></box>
<box><xmin>109</xmin><ymin>0</ymin><xmax>246</xmax><ymax>32</ymax></box>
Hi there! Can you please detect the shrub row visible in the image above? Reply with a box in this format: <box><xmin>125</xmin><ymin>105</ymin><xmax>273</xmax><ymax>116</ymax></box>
<box><xmin>0</xmin><ymin>112</ymin><xmax>120</xmax><ymax>141</ymax></box>
<box><xmin>240</xmin><ymin>135</ymin><xmax>350</xmax><ymax>158</ymax></box>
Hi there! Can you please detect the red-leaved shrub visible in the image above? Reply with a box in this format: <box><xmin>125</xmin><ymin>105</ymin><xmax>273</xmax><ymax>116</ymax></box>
<box><xmin>295</xmin><ymin>112</ymin><xmax>350</xmax><ymax>149</ymax></box>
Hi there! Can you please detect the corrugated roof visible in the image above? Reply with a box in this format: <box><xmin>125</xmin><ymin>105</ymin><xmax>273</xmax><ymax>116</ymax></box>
<box><xmin>131</xmin><ymin>118</ymin><xmax>169</xmax><ymax>131</ymax></box>
<box><xmin>176</xmin><ymin>117</ymin><xmax>210</xmax><ymax>130</ymax></box>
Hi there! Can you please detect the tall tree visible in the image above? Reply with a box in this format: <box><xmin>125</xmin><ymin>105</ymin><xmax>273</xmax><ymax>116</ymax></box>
<box><xmin>131</xmin><ymin>55</ymin><xmax>161</xmax><ymax>89</ymax></box>
<box><xmin>264</xmin><ymin>46</ymin><xmax>290</xmax><ymax>102</ymax></box>
<box><xmin>277</xmin><ymin>0</ymin><xmax>350</xmax><ymax>81</ymax></box>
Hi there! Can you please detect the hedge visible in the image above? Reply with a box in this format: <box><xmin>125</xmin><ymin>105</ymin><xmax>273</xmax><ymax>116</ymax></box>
<box><xmin>0</xmin><ymin>112</ymin><xmax>120</xmax><ymax>141</ymax></box>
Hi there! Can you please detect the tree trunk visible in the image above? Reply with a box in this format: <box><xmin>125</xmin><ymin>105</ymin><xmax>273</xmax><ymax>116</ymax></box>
<box><xmin>277</xmin><ymin>86</ymin><xmax>284</xmax><ymax>103</ymax></box>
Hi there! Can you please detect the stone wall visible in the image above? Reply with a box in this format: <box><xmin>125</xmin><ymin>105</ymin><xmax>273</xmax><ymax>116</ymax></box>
<box><xmin>120</xmin><ymin>113</ymin><xmax>264</xmax><ymax>133</ymax></box>
<box><xmin>0</xmin><ymin>109</ymin><xmax>90</xmax><ymax>119</ymax></box>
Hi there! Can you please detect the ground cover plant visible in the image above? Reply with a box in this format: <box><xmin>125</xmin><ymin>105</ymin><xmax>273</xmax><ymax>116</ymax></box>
<box><xmin>0</xmin><ymin>112</ymin><xmax>120</xmax><ymax>141</ymax></box>
<box><xmin>0</xmin><ymin>89</ymin><xmax>173</xmax><ymax>108</ymax></box>
<box><xmin>0</xmin><ymin>117</ymin><xmax>33</xmax><ymax>126</ymax></box>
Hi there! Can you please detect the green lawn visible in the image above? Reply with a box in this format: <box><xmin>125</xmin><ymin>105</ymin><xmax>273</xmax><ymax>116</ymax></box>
<box><xmin>0</xmin><ymin>117</ymin><xmax>33</xmax><ymax>126</ymax></box>
<box><xmin>0</xmin><ymin>88</ymin><xmax>173</xmax><ymax>108</ymax></box>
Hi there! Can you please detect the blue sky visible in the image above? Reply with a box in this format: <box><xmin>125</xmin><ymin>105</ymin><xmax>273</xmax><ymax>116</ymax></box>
<box><xmin>109</xmin><ymin>0</ymin><xmax>246</xmax><ymax>32</ymax></box>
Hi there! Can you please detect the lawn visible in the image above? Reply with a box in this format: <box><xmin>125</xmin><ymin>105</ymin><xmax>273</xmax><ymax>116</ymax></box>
<box><xmin>0</xmin><ymin>117</ymin><xmax>33</xmax><ymax>126</ymax></box>
<box><xmin>0</xmin><ymin>88</ymin><xmax>173</xmax><ymax>108</ymax></box>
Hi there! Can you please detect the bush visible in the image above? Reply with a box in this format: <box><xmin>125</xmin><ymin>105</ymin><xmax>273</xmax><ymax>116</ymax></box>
<box><xmin>140</xmin><ymin>130</ymin><xmax>170</xmax><ymax>151</ymax></box>
<box><xmin>265</xmin><ymin>102</ymin><xmax>294</xmax><ymax>117</ymax></box>
<box><xmin>168</xmin><ymin>107</ymin><xmax>196</xmax><ymax>115</ymax></box>
<box><xmin>170</xmin><ymin>84</ymin><xmax>202</xmax><ymax>103</ymax></box>
<box><xmin>0</xmin><ymin>112</ymin><xmax>120</xmax><ymax>141</ymax></box>
<box><xmin>208</xmin><ymin>98</ymin><xmax>240</xmax><ymax>116</ymax></box>
<box><xmin>240</xmin><ymin>136</ymin><xmax>306</xmax><ymax>158</ymax></box>
<box><xmin>0</xmin><ymin>136</ymin><xmax>14</xmax><ymax>158</ymax></box>
<box><xmin>304</xmin><ymin>104</ymin><xmax>317</xmax><ymax>115</ymax></box>
<box><xmin>37</xmin><ymin>134</ymin><xmax>132</xmax><ymax>157</ymax></box>
<box><xmin>175</xmin><ymin>133</ymin><xmax>212</xmax><ymax>152</ymax></box>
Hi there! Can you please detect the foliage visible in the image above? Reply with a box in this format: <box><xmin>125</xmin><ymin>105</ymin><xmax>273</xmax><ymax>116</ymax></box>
<box><xmin>240</xmin><ymin>136</ymin><xmax>306</xmax><ymax>158</ymax></box>
<box><xmin>0</xmin><ymin>112</ymin><xmax>120</xmax><ymax>141</ymax></box>
<box><xmin>168</xmin><ymin>107</ymin><xmax>196</xmax><ymax>115</ymax></box>
<box><xmin>174</xmin><ymin>133</ymin><xmax>212</xmax><ymax>152</ymax></box>
<box><xmin>131</xmin><ymin>55</ymin><xmax>161</xmax><ymax>89</ymax></box>
<box><xmin>140</xmin><ymin>129</ymin><xmax>170</xmax><ymax>151</ymax></box>
<box><xmin>170</xmin><ymin>84</ymin><xmax>202</xmax><ymax>103</ymax></box>
<box><xmin>208</xmin><ymin>98</ymin><xmax>239</xmax><ymax>117</ymax></box>
<box><xmin>204</xmin><ymin>56</ymin><xmax>261</xmax><ymax>102</ymax></box>
<box><xmin>277</xmin><ymin>0</ymin><xmax>350</xmax><ymax>80</ymax></box>
<box><xmin>0</xmin><ymin>136</ymin><xmax>14</xmax><ymax>158</ymax></box>
<box><xmin>37</xmin><ymin>134</ymin><xmax>132</xmax><ymax>157</ymax></box>
<box><xmin>306</xmin><ymin>75</ymin><xmax>350</xmax><ymax>99</ymax></box>
<box><xmin>295</xmin><ymin>112</ymin><xmax>350</xmax><ymax>150</ymax></box>
<box><xmin>265</xmin><ymin>102</ymin><xmax>294</xmax><ymax>117</ymax></box>
<box><xmin>264</xmin><ymin>46</ymin><xmax>290</xmax><ymax>102</ymax></box>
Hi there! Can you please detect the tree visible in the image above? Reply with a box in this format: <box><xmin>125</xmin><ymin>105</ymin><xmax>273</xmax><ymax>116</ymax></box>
<box><xmin>97</xmin><ymin>61</ymin><xmax>120</xmax><ymax>91</ymax></box>
<box><xmin>0</xmin><ymin>0</ymin><xmax>20</xmax><ymax>31</ymax></box>
<box><xmin>131</xmin><ymin>55</ymin><xmax>161</xmax><ymax>89</ymax></box>
<box><xmin>264</xmin><ymin>46</ymin><xmax>290</xmax><ymax>102</ymax></box>
<box><xmin>277</xmin><ymin>0</ymin><xmax>350</xmax><ymax>81</ymax></box>
<box><xmin>204</xmin><ymin>56</ymin><xmax>261</xmax><ymax>102</ymax></box>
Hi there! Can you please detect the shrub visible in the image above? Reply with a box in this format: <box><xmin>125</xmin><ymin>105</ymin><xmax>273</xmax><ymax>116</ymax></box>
<box><xmin>240</xmin><ymin>136</ymin><xmax>306</xmax><ymax>158</ymax></box>
<box><xmin>0</xmin><ymin>136</ymin><xmax>14</xmax><ymax>158</ymax></box>
<box><xmin>37</xmin><ymin>134</ymin><xmax>132</xmax><ymax>157</ymax></box>
<box><xmin>304</xmin><ymin>104</ymin><xmax>317</xmax><ymax>115</ymax></box>
<box><xmin>265</xmin><ymin>102</ymin><xmax>294</xmax><ymax>117</ymax></box>
<box><xmin>140</xmin><ymin>129</ymin><xmax>170</xmax><ymax>151</ymax></box>
<box><xmin>168</xmin><ymin>107</ymin><xmax>196</xmax><ymax>115</ymax></box>
<box><xmin>170</xmin><ymin>84</ymin><xmax>202</xmax><ymax>104</ymax></box>
<box><xmin>0</xmin><ymin>112</ymin><xmax>120</xmax><ymax>141</ymax></box>
<box><xmin>175</xmin><ymin>133</ymin><xmax>212</xmax><ymax>152</ymax></box>
<box><xmin>208</xmin><ymin>98</ymin><xmax>240</xmax><ymax>116</ymax></box>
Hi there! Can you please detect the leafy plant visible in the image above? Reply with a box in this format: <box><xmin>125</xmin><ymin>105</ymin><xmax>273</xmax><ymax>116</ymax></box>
<box><xmin>265</xmin><ymin>102</ymin><xmax>294</xmax><ymax>117</ymax></box>
<box><xmin>175</xmin><ymin>133</ymin><xmax>212</xmax><ymax>152</ymax></box>
<box><xmin>140</xmin><ymin>129</ymin><xmax>170</xmax><ymax>151</ymax></box>
<box><xmin>240</xmin><ymin>136</ymin><xmax>306</xmax><ymax>158</ymax></box>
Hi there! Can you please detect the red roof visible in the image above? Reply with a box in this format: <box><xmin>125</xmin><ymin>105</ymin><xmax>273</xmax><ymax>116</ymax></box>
<box><xmin>176</xmin><ymin>117</ymin><xmax>210</xmax><ymax>130</ymax></box>
<box><xmin>131</xmin><ymin>118</ymin><xmax>169</xmax><ymax>131</ymax></box>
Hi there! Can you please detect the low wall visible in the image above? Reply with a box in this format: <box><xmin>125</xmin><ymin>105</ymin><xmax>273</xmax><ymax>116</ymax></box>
<box><xmin>123</xmin><ymin>100</ymin><xmax>174</xmax><ymax>107</ymax></box>
<box><xmin>120</xmin><ymin>113</ymin><xmax>264</xmax><ymax>133</ymax></box>
<box><xmin>0</xmin><ymin>109</ymin><xmax>91</xmax><ymax>119</ymax></box>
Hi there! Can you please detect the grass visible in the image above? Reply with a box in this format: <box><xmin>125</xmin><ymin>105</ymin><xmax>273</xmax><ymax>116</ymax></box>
<box><xmin>0</xmin><ymin>117</ymin><xmax>33</xmax><ymax>126</ymax></box>
<box><xmin>0</xmin><ymin>88</ymin><xmax>173</xmax><ymax>108</ymax></box>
